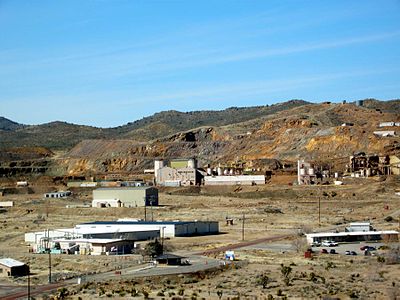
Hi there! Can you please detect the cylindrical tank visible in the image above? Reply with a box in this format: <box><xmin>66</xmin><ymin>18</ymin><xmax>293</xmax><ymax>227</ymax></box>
<box><xmin>154</xmin><ymin>159</ymin><xmax>164</xmax><ymax>179</ymax></box>
<box><xmin>217</xmin><ymin>167</ymin><xmax>223</xmax><ymax>176</ymax></box>
<box><xmin>334</xmin><ymin>172</ymin><xmax>339</xmax><ymax>179</ymax></box>
<box><xmin>229</xmin><ymin>169</ymin><xmax>234</xmax><ymax>175</ymax></box>
<box><xmin>308</xmin><ymin>168</ymin><xmax>315</xmax><ymax>176</ymax></box>
<box><xmin>188</xmin><ymin>158</ymin><xmax>197</xmax><ymax>169</ymax></box>
<box><xmin>207</xmin><ymin>167</ymin><xmax>212</xmax><ymax>175</ymax></box>
<box><xmin>223</xmin><ymin>169</ymin><xmax>228</xmax><ymax>175</ymax></box>
<box><xmin>299</xmin><ymin>168</ymin><xmax>306</xmax><ymax>176</ymax></box>
<box><xmin>366</xmin><ymin>168</ymin><xmax>371</xmax><ymax>177</ymax></box>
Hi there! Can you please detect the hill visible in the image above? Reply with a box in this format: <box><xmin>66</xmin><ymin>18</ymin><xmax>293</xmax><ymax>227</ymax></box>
<box><xmin>0</xmin><ymin>100</ymin><xmax>310</xmax><ymax>150</ymax></box>
<box><xmin>0</xmin><ymin>117</ymin><xmax>26</xmax><ymax>131</ymax></box>
<box><xmin>1</xmin><ymin>99</ymin><xmax>400</xmax><ymax>177</ymax></box>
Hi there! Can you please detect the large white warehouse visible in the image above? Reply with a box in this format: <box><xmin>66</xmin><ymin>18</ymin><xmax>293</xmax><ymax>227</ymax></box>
<box><xmin>75</xmin><ymin>220</ymin><xmax>219</xmax><ymax>238</ymax></box>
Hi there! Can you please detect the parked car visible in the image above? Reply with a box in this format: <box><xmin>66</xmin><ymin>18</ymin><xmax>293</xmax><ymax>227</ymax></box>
<box><xmin>350</xmin><ymin>251</ymin><xmax>357</xmax><ymax>256</ymax></box>
<box><xmin>329</xmin><ymin>249</ymin><xmax>337</xmax><ymax>254</ymax></box>
<box><xmin>320</xmin><ymin>249</ymin><xmax>328</xmax><ymax>254</ymax></box>
<box><xmin>345</xmin><ymin>250</ymin><xmax>351</xmax><ymax>255</ymax></box>
<box><xmin>321</xmin><ymin>240</ymin><xmax>338</xmax><ymax>247</ymax></box>
<box><xmin>311</xmin><ymin>241</ymin><xmax>321</xmax><ymax>247</ymax></box>
<box><xmin>360</xmin><ymin>245</ymin><xmax>376</xmax><ymax>251</ymax></box>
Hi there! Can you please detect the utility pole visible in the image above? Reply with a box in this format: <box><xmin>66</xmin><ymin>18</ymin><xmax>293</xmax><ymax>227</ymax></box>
<box><xmin>27</xmin><ymin>267</ymin><xmax>30</xmax><ymax>300</ymax></box>
<box><xmin>144</xmin><ymin>197</ymin><xmax>147</xmax><ymax>221</ymax></box>
<box><xmin>318</xmin><ymin>196</ymin><xmax>321</xmax><ymax>227</ymax></box>
<box><xmin>161</xmin><ymin>227</ymin><xmax>165</xmax><ymax>254</ymax></box>
<box><xmin>242</xmin><ymin>213</ymin><xmax>245</xmax><ymax>241</ymax></box>
<box><xmin>150</xmin><ymin>200</ymin><xmax>154</xmax><ymax>222</ymax></box>
<box><xmin>48</xmin><ymin>249</ymin><xmax>51</xmax><ymax>283</ymax></box>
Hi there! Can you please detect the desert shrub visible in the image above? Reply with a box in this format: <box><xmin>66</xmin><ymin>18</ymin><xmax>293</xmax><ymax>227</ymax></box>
<box><xmin>257</xmin><ymin>273</ymin><xmax>271</xmax><ymax>289</ymax></box>
<box><xmin>377</xmin><ymin>256</ymin><xmax>386</xmax><ymax>263</ymax></box>
<box><xmin>384</xmin><ymin>216</ymin><xmax>394</xmax><ymax>222</ymax></box>
<box><xmin>280</xmin><ymin>264</ymin><xmax>292</xmax><ymax>286</ymax></box>
<box><xmin>217</xmin><ymin>290</ymin><xmax>223</xmax><ymax>299</ymax></box>
<box><xmin>157</xmin><ymin>291</ymin><xmax>165</xmax><ymax>296</ymax></box>
<box><xmin>178</xmin><ymin>288</ymin><xmax>185</xmax><ymax>296</ymax></box>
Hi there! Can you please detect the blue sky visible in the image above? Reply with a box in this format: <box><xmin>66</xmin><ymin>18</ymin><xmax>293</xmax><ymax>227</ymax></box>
<box><xmin>0</xmin><ymin>0</ymin><xmax>399</xmax><ymax>128</ymax></box>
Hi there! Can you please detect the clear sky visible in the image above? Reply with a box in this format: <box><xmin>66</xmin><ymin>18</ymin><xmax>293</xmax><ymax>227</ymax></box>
<box><xmin>0</xmin><ymin>0</ymin><xmax>399</xmax><ymax>128</ymax></box>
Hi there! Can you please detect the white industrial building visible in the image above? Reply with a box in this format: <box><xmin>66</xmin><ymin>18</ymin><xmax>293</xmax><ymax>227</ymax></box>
<box><xmin>92</xmin><ymin>187</ymin><xmax>158</xmax><ymax>208</ymax></box>
<box><xmin>306</xmin><ymin>230</ymin><xmax>399</xmax><ymax>244</ymax></box>
<box><xmin>204</xmin><ymin>175</ymin><xmax>265</xmax><ymax>186</ymax></box>
<box><xmin>53</xmin><ymin>238</ymin><xmax>134</xmax><ymax>255</ymax></box>
<box><xmin>154</xmin><ymin>158</ymin><xmax>201</xmax><ymax>186</ymax></box>
<box><xmin>75</xmin><ymin>220</ymin><xmax>219</xmax><ymax>238</ymax></box>
<box><xmin>297</xmin><ymin>159</ymin><xmax>316</xmax><ymax>185</ymax></box>
<box><xmin>44</xmin><ymin>191</ymin><xmax>72</xmax><ymax>198</ymax></box>
<box><xmin>306</xmin><ymin>223</ymin><xmax>398</xmax><ymax>244</ymax></box>
<box><xmin>25</xmin><ymin>219</ymin><xmax>219</xmax><ymax>254</ymax></box>
<box><xmin>373</xmin><ymin>130</ymin><xmax>396</xmax><ymax>137</ymax></box>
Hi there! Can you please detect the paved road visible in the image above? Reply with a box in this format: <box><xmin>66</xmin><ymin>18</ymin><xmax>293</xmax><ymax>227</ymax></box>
<box><xmin>2</xmin><ymin>233</ymin><xmax>293</xmax><ymax>299</ymax></box>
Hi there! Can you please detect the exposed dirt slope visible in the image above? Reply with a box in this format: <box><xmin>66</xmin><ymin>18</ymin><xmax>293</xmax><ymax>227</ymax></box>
<box><xmin>57</xmin><ymin>102</ymin><xmax>400</xmax><ymax>175</ymax></box>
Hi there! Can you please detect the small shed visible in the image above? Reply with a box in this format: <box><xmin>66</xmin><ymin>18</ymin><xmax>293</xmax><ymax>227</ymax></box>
<box><xmin>156</xmin><ymin>253</ymin><xmax>185</xmax><ymax>265</ymax></box>
<box><xmin>0</xmin><ymin>258</ymin><xmax>29</xmax><ymax>277</ymax></box>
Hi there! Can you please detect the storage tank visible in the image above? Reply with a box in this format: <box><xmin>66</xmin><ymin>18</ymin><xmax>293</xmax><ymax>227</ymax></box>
<box><xmin>366</xmin><ymin>168</ymin><xmax>371</xmax><ymax>177</ymax></box>
<box><xmin>217</xmin><ymin>167</ymin><xmax>223</xmax><ymax>176</ymax></box>
<box><xmin>154</xmin><ymin>159</ymin><xmax>164</xmax><ymax>179</ymax></box>
<box><xmin>207</xmin><ymin>167</ymin><xmax>212</xmax><ymax>176</ymax></box>
<box><xmin>334</xmin><ymin>172</ymin><xmax>339</xmax><ymax>179</ymax></box>
<box><xmin>229</xmin><ymin>169</ymin><xmax>234</xmax><ymax>175</ymax></box>
<box><xmin>223</xmin><ymin>169</ymin><xmax>228</xmax><ymax>175</ymax></box>
<box><xmin>308</xmin><ymin>168</ymin><xmax>315</xmax><ymax>176</ymax></box>
<box><xmin>188</xmin><ymin>158</ymin><xmax>197</xmax><ymax>169</ymax></box>
<box><xmin>299</xmin><ymin>168</ymin><xmax>306</xmax><ymax>176</ymax></box>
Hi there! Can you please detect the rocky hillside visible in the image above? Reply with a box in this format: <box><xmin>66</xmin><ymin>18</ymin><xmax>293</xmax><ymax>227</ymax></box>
<box><xmin>59</xmin><ymin>100</ymin><xmax>400</xmax><ymax>176</ymax></box>
<box><xmin>1</xmin><ymin>99</ymin><xmax>400</xmax><ymax>177</ymax></box>
<box><xmin>0</xmin><ymin>100</ymin><xmax>310</xmax><ymax>150</ymax></box>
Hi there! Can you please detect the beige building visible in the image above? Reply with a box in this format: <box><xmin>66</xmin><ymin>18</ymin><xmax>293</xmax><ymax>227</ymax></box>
<box><xmin>157</xmin><ymin>166</ymin><xmax>199</xmax><ymax>186</ymax></box>
<box><xmin>92</xmin><ymin>187</ymin><xmax>158</xmax><ymax>208</ymax></box>
<box><xmin>390</xmin><ymin>155</ymin><xmax>400</xmax><ymax>175</ymax></box>
<box><xmin>0</xmin><ymin>258</ymin><xmax>29</xmax><ymax>277</ymax></box>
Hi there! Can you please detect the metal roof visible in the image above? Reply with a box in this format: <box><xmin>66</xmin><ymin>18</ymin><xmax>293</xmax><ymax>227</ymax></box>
<box><xmin>80</xmin><ymin>220</ymin><xmax>195</xmax><ymax>226</ymax></box>
<box><xmin>95</xmin><ymin>187</ymin><xmax>155</xmax><ymax>191</ymax></box>
<box><xmin>156</xmin><ymin>253</ymin><xmax>185</xmax><ymax>259</ymax></box>
<box><xmin>0</xmin><ymin>258</ymin><xmax>26</xmax><ymax>268</ymax></box>
<box><xmin>54</xmin><ymin>238</ymin><xmax>124</xmax><ymax>244</ymax></box>
<box><xmin>306</xmin><ymin>230</ymin><xmax>399</xmax><ymax>238</ymax></box>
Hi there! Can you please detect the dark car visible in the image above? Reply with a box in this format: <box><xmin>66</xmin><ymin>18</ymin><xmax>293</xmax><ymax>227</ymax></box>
<box><xmin>360</xmin><ymin>245</ymin><xmax>376</xmax><ymax>251</ymax></box>
<box><xmin>329</xmin><ymin>249</ymin><xmax>337</xmax><ymax>254</ymax></box>
<box><xmin>350</xmin><ymin>251</ymin><xmax>357</xmax><ymax>256</ymax></box>
<box><xmin>345</xmin><ymin>250</ymin><xmax>351</xmax><ymax>255</ymax></box>
<box><xmin>320</xmin><ymin>249</ymin><xmax>328</xmax><ymax>254</ymax></box>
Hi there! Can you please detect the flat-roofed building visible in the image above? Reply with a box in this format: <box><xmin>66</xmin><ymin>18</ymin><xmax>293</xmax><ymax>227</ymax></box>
<box><xmin>204</xmin><ymin>175</ymin><xmax>266</xmax><ymax>186</ymax></box>
<box><xmin>0</xmin><ymin>258</ymin><xmax>29</xmax><ymax>277</ymax></box>
<box><xmin>306</xmin><ymin>230</ymin><xmax>399</xmax><ymax>244</ymax></box>
<box><xmin>76</xmin><ymin>220</ymin><xmax>219</xmax><ymax>238</ymax></box>
<box><xmin>92</xmin><ymin>187</ymin><xmax>158</xmax><ymax>208</ymax></box>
